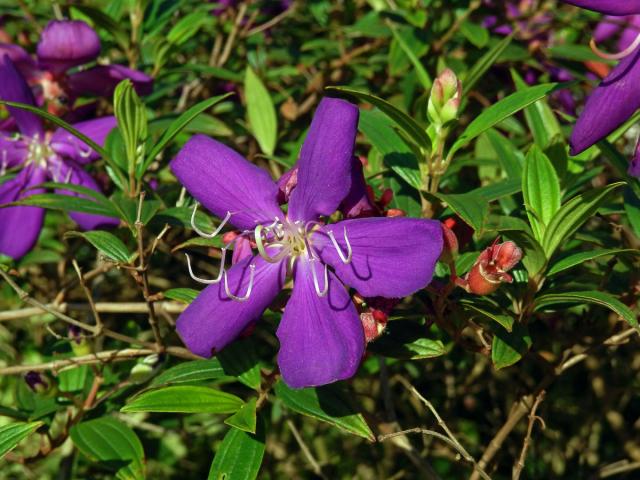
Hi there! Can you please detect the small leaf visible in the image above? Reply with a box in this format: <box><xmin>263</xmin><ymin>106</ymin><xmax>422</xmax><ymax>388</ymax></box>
<box><xmin>224</xmin><ymin>397</ymin><xmax>257</xmax><ymax>434</ymax></box>
<box><xmin>436</xmin><ymin>191</ymin><xmax>488</xmax><ymax>232</ymax></box>
<box><xmin>245</xmin><ymin>67</ymin><xmax>277</xmax><ymax>156</ymax></box>
<box><xmin>58</xmin><ymin>365</ymin><xmax>89</xmax><ymax>393</ymax></box>
<box><xmin>114</xmin><ymin>80</ymin><xmax>147</xmax><ymax>176</ymax></box>
<box><xmin>70</xmin><ymin>417</ymin><xmax>145</xmax><ymax>480</ymax></box>
<box><xmin>389</xmin><ymin>24</ymin><xmax>432</xmax><ymax>90</ymax></box>
<box><xmin>275</xmin><ymin>381</ymin><xmax>375</xmax><ymax>441</ymax></box>
<box><xmin>492</xmin><ymin>323</ymin><xmax>532</xmax><ymax>370</ymax></box>
<box><xmin>65</xmin><ymin>231</ymin><xmax>131</xmax><ymax>263</ymax></box>
<box><xmin>217</xmin><ymin>337</ymin><xmax>262</xmax><ymax>390</ymax></box>
<box><xmin>208</xmin><ymin>419</ymin><xmax>265</xmax><ymax>480</ymax></box>
<box><xmin>449</xmin><ymin>83</ymin><xmax>560</xmax><ymax>158</ymax></box>
<box><xmin>461</xmin><ymin>301</ymin><xmax>515</xmax><ymax>332</ymax></box>
<box><xmin>163</xmin><ymin>288</ymin><xmax>200</xmax><ymax>304</ymax></box>
<box><xmin>0</xmin><ymin>421</ymin><xmax>43</xmax><ymax>460</ymax></box>
<box><xmin>522</xmin><ymin>145</ymin><xmax>561</xmax><ymax>241</ymax></box>
<box><xmin>535</xmin><ymin>291</ymin><xmax>638</xmax><ymax>330</ymax></box>
<box><xmin>542</xmin><ymin>182</ymin><xmax>624</xmax><ymax>257</ymax></box>
<box><xmin>547</xmin><ymin>249</ymin><xmax>639</xmax><ymax>276</ymax></box>
<box><xmin>150</xmin><ymin>359</ymin><xmax>225</xmax><ymax>386</ymax></box>
<box><xmin>121</xmin><ymin>386</ymin><xmax>244</xmax><ymax>414</ymax></box>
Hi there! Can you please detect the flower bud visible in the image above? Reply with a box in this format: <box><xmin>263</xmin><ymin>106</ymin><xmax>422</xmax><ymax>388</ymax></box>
<box><xmin>24</xmin><ymin>371</ymin><xmax>49</xmax><ymax>393</ymax></box>
<box><xmin>129</xmin><ymin>354</ymin><xmax>161</xmax><ymax>383</ymax></box>
<box><xmin>457</xmin><ymin>239</ymin><xmax>522</xmax><ymax>295</ymax></box>
<box><xmin>428</xmin><ymin>69</ymin><xmax>462</xmax><ymax>126</ymax></box>
<box><xmin>439</xmin><ymin>222</ymin><xmax>459</xmax><ymax>264</ymax></box>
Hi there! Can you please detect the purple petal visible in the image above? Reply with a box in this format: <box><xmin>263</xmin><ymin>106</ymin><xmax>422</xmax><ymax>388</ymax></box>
<box><xmin>562</xmin><ymin>1</ymin><xmax>640</xmax><ymax>15</ymax></box>
<box><xmin>49</xmin><ymin>158</ymin><xmax>119</xmax><ymax>230</ymax></box>
<box><xmin>277</xmin><ymin>258</ymin><xmax>364</xmax><ymax>388</ymax></box>
<box><xmin>170</xmin><ymin>134</ymin><xmax>283</xmax><ymax>231</ymax></box>
<box><xmin>313</xmin><ymin>217</ymin><xmax>443</xmax><ymax>298</ymax></box>
<box><xmin>340</xmin><ymin>157</ymin><xmax>378</xmax><ymax>219</ymax></box>
<box><xmin>594</xmin><ymin>17</ymin><xmax>622</xmax><ymax>43</ymax></box>
<box><xmin>570</xmin><ymin>48</ymin><xmax>640</xmax><ymax>155</ymax></box>
<box><xmin>0</xmin><ymin>43</ymin><xmax>38</xmax><ymax>79</ymax></box>
<box><xmin>176</xmin><ymin>255</ymin><xmax>286</xmax><ymax>357</ymax></box>
<box><xmin>0</xmin><ymin>55</ymin><xmax>42</xmax><ymax>138</ymax></box>
<box><xmin>68</xmin><ymin>65</ymin><xmax>153</xmax><ymax>98</ymax></box>
<box><xmin>50</xmin><ymin>116</ymin><xmax>116</xmax><ymax>164</ymax></box>
<box><xmin>37</xmin><ymin>20</ymin><xmax>100</xmax><ymax>74</ymax></box>
<box><xmin>0</xmin><ymin>165</ymin><xmax>46</xmax><ymax>258</ymax></box>
<box><xmin>0</xmin><ymin>134</ymin><xmax>28</xmax><ymax>169</ymax></box>
<box><xmin>287</xmin><ymin>98</ymin><xmax>359</xmax><ymax>222</ymax></box>
<box><xmin>619</xmin><ymin>16</ymin><xmax>640</xmax><ymax>50</ymax></box>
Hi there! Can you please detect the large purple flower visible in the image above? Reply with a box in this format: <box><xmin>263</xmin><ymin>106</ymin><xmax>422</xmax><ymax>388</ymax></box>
<box><xmin>562</xmin><ymin>1</ymin><xmax>640</xmax><ymax>157</ymax></box>
<box><xmin>0</xmin><ymin>55</ymin><xmax>119</xmax><ymax>259</ymax></box>
<box><xmin>170</xmin><ymin>98</ymin><xmax>443</xmax><ymax>388</ymax></box>
<box><xmin>0</xmin><ymin>20</ymin><xmax>152</xmax><ymax>121</ymax></box>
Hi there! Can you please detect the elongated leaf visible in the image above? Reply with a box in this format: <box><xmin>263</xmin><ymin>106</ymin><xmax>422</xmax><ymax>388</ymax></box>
<box><xmin>163</xmin><ymin>287</ymin><xmax>200</xmax><ymax>304</ymax></box>
<box><xmin>114</xmin><ymin>80</ymin><xmax>147</xmax><ymax>176</ymax></box>
<box><xmin>121</xmin><ymin>385</ymin><xmax>243</xmax><ymax>413</ymax></box>
<box><xmin>449</xmin><ymin>83</ymin><xmax>559</xmax><ymax>158</ymax></box>
<box><xmin>41</xmin><ymin>182</ymin><xmax>112</xmax><ymax>206</ymax></box>
<box><xmin>66</xmin><ymin>231</ymin><xmax>131</xmax><ymax>263</ymax></box>
<box><xmin>150</xmin><ymin>359</ymin><xmax>225</xmax><ymax>386</ymax></box>
<box><xmin>70</xmin><ymin>417</ymin><xmax>145</xmax><ymax>480</ymax></box>
<box><xmin>143</xmin><ymin>93</ymin><xmax>233</xmax><ymax>173</ymax></box>
<box><xmin>492</xmin><ymin>323</ymin><xmax>532</xmax><ymax>370</ymax></box>
<box><xmin>523</xmin><ymin>145</ymin><xmax>561</xmax><ymax>241</ymax></box>
<box><xmin>326</xmin><ymin>86</ymin><xmax>431</xmax><ymax>150</ymax></box>
<box><xmin>464</xmin><ymin>35</ymin><xmax>513</xmax><ymax>94</ymax></box>
<box><xmin>436</xmin><ymin>191</ymin><xmax>487</xmax><ymax>231</ymax></box>
<box><xmin>71</xmin><ymin>5</ymin><xmax>129</xmax><ymax>49</ymax></box>
<box><xmin>389</xmin><ymin>25</ymin><xmax>431</xmax><ymax>90</ymax></box>
<box><xmin>224</xmin><ymin>398</ymin><xmax>257</xmax><ymax>434</ymax></box>
<box><xmin>535</xmin><ymin>291</ymin><xmax>638</xmax><ymax>329</ymax></box>
<box><xmin>5</xmin><ymin>193</ymin><xmax>119</xmax><ymax>217</ymax></box>
<box><xmin>275</xmin><ymin>381</ymin><xmax>375</xmax><ymax>440</ymax></box>
<box><xmin>542</xmin><ymin>182</ymin><xmax>624</xmax><ymax>257</ymax></box>
<box><xmin>547</xmin><ymin>249</ymin><xmax>639</xmax><ymax>276</ymax></box>
<box><xmin>0</xmin><ymin>421</ymin><xmax>43</xmax><ymax>459</ymax></box>
<box><xmin>485</xmin><ymin>129</ymin><xmax>522</xmax><ymax>180</ymax></box>
<box><xmin>462</xmin><ymin>301</ymin><xmax>515</xmax><ymax>332</ymax></box>
<box><xmin>245</xmin><ymin>67</ymin><xmax>277</xmax><ymax>156</ymax></box>
<box><xmin>209</xmin><ymin>419</ymin><xmax>265</xmax><ymax>480</ymax></box>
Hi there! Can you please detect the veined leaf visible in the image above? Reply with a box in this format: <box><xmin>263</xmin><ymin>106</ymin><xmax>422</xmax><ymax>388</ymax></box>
<box><xmin>163</xmin><ymin>288</ymin><xmax>200</xmax><ymax>304</ymax></box>
<box><xmin>224</xmin><ymin>398</ymin><xmax>257</xmax><ymax>434</ymax></box>
<box><xmin>464</xmin><ymin>34</ymin><xmax>513</xmax><ymax>94</ymax></box>
<box><xmin>5</xmin><ymin>193</ymin><xmax>119</xmax><ymax>217</ymax></box>
<box><xmin>209</xmin><ymin>419</ymin><xmax>265</xmax><ymax>480</ymax></box>
<box><xmin>0</xmin><ymin>421</ymin><xmax>43</xmax><ymax>459</ymax></box>
<box><xmin>150</xmin><ymin>359</ymin><xmax>225</xmax><ymax>386</ymax></box>
<box><xmin>65</xmin><ymin>231</ymin><xmax>131</xmax><ymax>263</ymax></box>
<box><xmin>245</xmin><ymin>67</ymin><xmax>277</xmax><ymax>156</ymax></box>
<box><xmin>121</xmin><ymin>385</ymin><xmax>243</xmax><ymax>414</ymax></box>
<box><xmin>547</xmin><ymin>249</ymin><xmax>639</xmax><ymax>276</ymax></box>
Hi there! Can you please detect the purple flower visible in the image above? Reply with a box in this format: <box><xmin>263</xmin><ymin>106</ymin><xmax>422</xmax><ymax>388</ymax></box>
<box><xmin>561</xmin><ymin>1</ymin><xmax>640</xmax><ymax>155</ymax></box>
<box><xmin>0</xmin><ymin>55</ymin><xmax>119</xmax><ymax>259</ymax></box>
<box><xmin>170</xmin><ymin>98</ymin><xmax>443</xmax><ymax>388</ymax></box>
<box><xmin>0</xmin><ymin>20</ymin><xmax>152</xmax><ymax>120</ymax></box>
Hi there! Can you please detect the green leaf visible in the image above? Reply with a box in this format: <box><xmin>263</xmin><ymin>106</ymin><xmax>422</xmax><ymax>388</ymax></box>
<box><xmin>274</xmin><ymin>381</ymin><xmax>375</xmax><ymax>441</ymax></box>
<box><xmin>167</xmin><ymin>11</ymin><xmax>209</xmax><ymax>45</ymax></box>
<box><xmin>522</xmin><ymin>145</ymin><xmax>561</xmax><ymax>241</ymax></box>
<box><xmin>150</xmin><ymin>359</ymin><xmax>225</xmax><ymax>386</ymax></box>
<box><xmin>461</xmin><ymin>301</ymin><xmax>515</xmax><ymax>332</ymax></box>
<box><xmin>65</xmin><ymin>231</ymin><xmax>131</xmax><ymax>263</ymax></box>
<box><xmin>0</xmin><ymin>421</ymin><xmax>43</xmax><ymax>459</ymax></box>
<box><xmin>464</xmin><ymin>35</ymin><xmax>513</xmax><ymax>94</ymax></box>
<box><xmin>501</xmin><ymin>229</ymin><xmax>547</xmax><ymax>277</ymax></box>
<box><xmin>326</xmin><ymin>86</ymin><xmax>431</xmax><ymax>151</ymax></box>
<box><xmin>142</xmin><ymin>93</ymin><xmax>233</xmax><ymax>174</ymax></box>
<box><xmin>5</xmin><ymin>193</ymin><xmax>119</xmax><ymax>218</ymax></box>
<box><xmin>217</xmin><ymin>338</ymin><xmax>262</xmax><ymax>390</ymax></box>
<box><xmin>484</xmin><ymin>129</ymin><xmax>522</xmax><ymax>180</ymax></box>
<box><xmin>209</xmin><ymin>419</ymin><xmax>265</xmax><ymax>480</ymax></box>
<box><xmin>460</xmin><ymin>20</ymin><xmax>489</xmax><ymax>48</ymax></box>
<box><xmin>70</xmin><ymin>417</ymin><xmax>145</xmax><ymax>480</ymax></box>
<box><xmin>389</xmin><ymin>24</ymin><xmax>431</xmax><ymax>90</ymax></box>
<box><xmin>114</xmin><ymin>80</ymin><xmax>147</xmax><ymax>178</ymax></box>
<box><xmin>547</xmin><ymin>249</ymin><xmax>639</xmax><ymax>276</ymax></box>
<box><xmin>449</xmin><ymin>83</ymin><xmax>559</xmax><ymax>158</ymax></box>
<box><xmin>359</xmin><ymin>109</ymin><xmax>422</xmax><ymax>190</ymax></box>
<box><xmin>535</xmin><ymin>291</ymin><xmax>638</xmax><ymax>330</ymax></box>
<box><xmin>369</xmin><ymin>318</ymin><xmax>446</xmax><ymax>359</ymax></box>
<box><xmin>71</xmin><ymin>5</ymin><xmax>129</xmax><ymax>50</ymax></box>
<box><xmin>110</xmin><ymin>193</ymin><xmax>161</xmax><ymax>228</ymax></box>
<box><xmin>245</xmin><ymin>67</ymin><xmax>277</xmax><ymax>156</ymax></box>
<box><xmin>224</xmin><ymin>397</ymin><xmax>257</xmax><ymax>434</ymax></box>
<box><xmin>121</xmin><ymin>386</ymin><xmax>244</xmax><ymax>414</ymax></box>
<box><xmin>163</xmin><ymin>288</ymin><xmax>199</xmax><ymax>304</ymax></box>
<box><xmin>436</xmin><ymin>191</ymin><xmax>488</xmax><ymax>231</ymax></box>
<box><xmin>492</xmin><ymin>323</ymin><xmax>532</xmax><ymax>370</ymax></box>
<box><xmin>58</xmin><ymin>365</ymin><xmax>89</xmax><ymax>393</ymax></box>
<box><xmin>542</xmin><ymin>182</ymin><xmax>624</xmax><ymax>257</ymax></box>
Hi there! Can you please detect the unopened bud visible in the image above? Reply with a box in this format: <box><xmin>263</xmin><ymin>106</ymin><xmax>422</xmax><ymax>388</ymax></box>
<box><xmin>428</xmin><ymin>69</ymin><xmax>462</xmax><ymax>126</ymax></box>
<box><xmin>457</xmin><ymin>239</ymin><xmax>522</xmax><ymax>295</ymax></box>
<box><xmin>129</xmin><ymin>354</ymin><xmax>161</xmax><ymax>383</ymax></box>
<box><xmin>24</xmin><ymin>371</ymin><xmax>49</xmax><ymax>393</ymax></box>
<box><xmin>439</xmin><ymin>222</ymin><xmax>459</xmax><ymax>264</ymax></box>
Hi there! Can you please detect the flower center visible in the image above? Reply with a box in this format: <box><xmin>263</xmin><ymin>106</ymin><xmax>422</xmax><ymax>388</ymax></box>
<box><xmin>26</xmin><ymin>135</ymin><xmax>55</xmax><ymax>168</ymax></box>
<box><xmin>255</xmin><ymin>218</ymin><xmax>316</xmax><ymax>264</ymax></box>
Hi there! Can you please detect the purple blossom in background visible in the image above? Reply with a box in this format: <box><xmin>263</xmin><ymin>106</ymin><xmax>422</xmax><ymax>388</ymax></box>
<box><xmin>170</xmin><ymin>98</ymin><xmax>443</xmax><ymax>388</ymax></box>
<box><xmin>0</xmin><ymin>20</ymin><xmax>152</xmax><ymax>122</ymax></box>
<box><xmin>0</xmin><ymin>55</ymin><xmax>119</xmax><ymax>259</ymax></box>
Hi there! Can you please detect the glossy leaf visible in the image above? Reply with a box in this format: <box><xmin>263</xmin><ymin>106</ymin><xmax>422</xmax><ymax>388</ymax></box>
<box><xmin>547</xmin><ymin>249</ymin><xmax>639</xmax><ymax>276</ymax></box>
<box><xmin>224</xmin><ymin>397</ymin><xmax>257</xmax><ymax>434</ymax></box>
<box><xmin>245</xmin><ymin>67</ymin><xmax>277</xmax><ymax>156</ymax></box>
<box><xmin>208</xmin><ymin>419</ymin><xmax>265</xmax><ymax>480</ymax></box>
<box><xmin>492</xmin><ymin>323</ymin><xmax>532</xmax><ymax>370</ymax></box>
<box><xmin>163</xmin><ymin>288</ymin><xmax>199</xmax><ymax>304</ymax></box>
<box><xmin>150</xmin><ymin>359</ymin><xmax>225</xmax><ymax>386</ymax></box>
<box><xmin>65</xmin><ymin>231</ymin><xmax>131</xmax><ymax>263</ymax></box>
<box><xmin>121</xmin><ymin>386</ymin><xmax>244</xmax><ymax>413</ymax></box>
<box><xmin>522</xmin><ymin>145</ymin><xmax>561</xmax><ymax>241</ymax></box>
<box><xmin>0</xmin><ymin>421</ymin><xmax>43</xmax><ymax>460</ymax></box>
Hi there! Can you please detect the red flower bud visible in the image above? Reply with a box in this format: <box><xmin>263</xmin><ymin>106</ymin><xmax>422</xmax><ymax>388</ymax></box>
<box><xmin>458</xmin><ymin>239</ymin><xmax>522</xmax><ymax>295</ymax></box>
<box><xmin>439</xmin><ymin>222</ymin><xmax>459</xmax><ymax>264</ymax></box>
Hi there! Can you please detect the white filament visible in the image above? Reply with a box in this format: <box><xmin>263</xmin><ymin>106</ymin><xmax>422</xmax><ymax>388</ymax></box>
<box><xmin>185</xmin><ymin>249</ymin><xmax>227</xmax><ymax>284</ymax></box>
<box><xmin>309</xmin><ymin>258</ymin><xmax>328</xmax><ymax>297</ymax></box>
<box><xmin>224</xmin><ymin>263</ymin><xmax>255</xmax><ymax>302</ymax></box>
<box><xmin>191</xmin><ymin>202</ymin><xmax>231</xmax><ymax>239</ymax></box>
<box><xmin>590</xmin><ymin>32</ymin><xmax>640</xmax><ymax>60</ymax></box>
<box><xmin>327</xmin><ymin>228</ymin><xmax>352</xmax><ymax>264</ymax></box>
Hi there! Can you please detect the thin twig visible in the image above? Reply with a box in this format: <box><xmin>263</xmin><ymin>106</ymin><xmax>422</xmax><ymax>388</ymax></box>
<box><xmin>597</xmin><ymin>460</ymin><xmax>640</xmax><ymax>478</ymax></box>
<box><xmin>0</xmin><ymin>301</ymin><xmax>186</xmax><ymax>321</ymax></box>
<box><xmin>245</xmin><ymin>4</ymin><xmax>294</xmax><ymax>37</ymax></box>
<box><xmin>217</xmin><ymin>3</ymin><xmax>247</xmax><ymax>67</ymax></box>
<box><xmin>72</xmin><ymin>260</ymin><xmax>103</xmax><ymax>335</ymax></box>
<box><xmin>286</xmin><ymin>419</ymin><xmax>326</xmax><ymax>479</ymax></box>
<box><xmin>512</xmin><ymin>391</ymin><xmax>546</xmax><ymax>480</ymax></box>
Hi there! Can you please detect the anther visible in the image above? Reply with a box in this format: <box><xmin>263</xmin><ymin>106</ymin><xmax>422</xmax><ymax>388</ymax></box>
<box><xmin>185</xmin><ymin>249</ymin><xmax>227</xmax><ymax>284</ymax></box>
<box><xmin>590</xmin><ymin>32</ymin><xmax>640</xmax><ymax>61</ymax></box>
<box><xmin>78</xmin><ymin>146</ymin><xmax>93</xmax><ymax>158</ymax></box>
<box><xmin>191</xmin><ymin>202</ymin><xmax>231</xmax><ymax>239</ymax></box>
<box><xmin>224</xmin><ymin>263</ymin><xmax>255</xmax><ymax>302</ymax></box>
<box><xmin>327</xmin><ymin>228</ymin><xmax>353</xmax><ymax>264</ymax></box>
<box><xmin>309</xmin><ymin>258</ymin><xmax>328</xmax><ymax>297</ymax></box>
<box><xmin>254</xmin><ymin>224</ymin><xmax>291</xmax><ymax>263</ymax></box>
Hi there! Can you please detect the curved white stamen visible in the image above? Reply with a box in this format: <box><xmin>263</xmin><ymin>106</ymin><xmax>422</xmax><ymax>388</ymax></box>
<box><xmin>7</xmin><ymin>133</ymin><xmax>21</xmax><ymax>142</ymax></box>
<box><xmin>0</xmin><ymin>153</ymin><xmax>7</xmax><ymax>177</ymax></box>
<box><xmin>255</xmin><ymin>224</ymin><xmax>291</xmax><ymax>263</ymax></box>
<box><xmin>191</xmin><ymin>202</ymin><xmax>231</xmax><ymax>239</ymax></box>
<box><xmin>185</xmin><ymin>249</ymin><xmax>227</xmax><ymax>284</ymax></box>
<box><xmin>309</xmin><ymin>258</ymin><xmax>328</xmax><ymax>297</ymax></box>
<box><xmin>63</xmin><ymin>167</ymin><xmax>73</xmax><ymax>184</ymax></box>
<box><xmin>327</xmin><ymin>228</ymin><xmax>352</xmax><ymax>264</ymax></box>
<box><xmin>78</xmin><ymin>145</ymin><xmax>93</xmax><ymax>158</ymax></box>
<box><xmin>224</xmin><ymin>263</ymin><xmax>255</xmax><ymax>302</ymax></box>
<box><xmin>590</xmin><ymin>32</ymin><xmax>640</xmax><ymax>61</ymax></box>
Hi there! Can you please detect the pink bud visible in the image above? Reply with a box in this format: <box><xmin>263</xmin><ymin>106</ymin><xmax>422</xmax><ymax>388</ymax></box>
<box><xmin>458</xmin><ymin>239</ymin><xmax>522</xmax><ymax>295</ymax></box>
